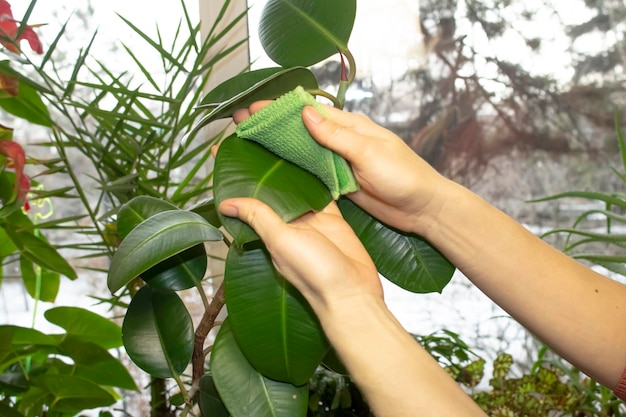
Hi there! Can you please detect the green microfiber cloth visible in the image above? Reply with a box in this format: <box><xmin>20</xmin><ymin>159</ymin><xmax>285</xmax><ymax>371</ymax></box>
<box><xmin>235</xmin><ymin>86</ymin><xmax>359</xmax><ymax>200</ymax></box>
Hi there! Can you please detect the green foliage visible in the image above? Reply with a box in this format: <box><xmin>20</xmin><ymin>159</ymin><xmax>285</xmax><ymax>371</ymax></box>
<box><xmin>535</xmin><ymin>116</ymin><xmax>626</xmax><ymax>277</ymax></box>
<box><xmin>1</xmin><ymin>0</ymin><xmax>243</xmax><ymax>414</ymax></box>
<box><xmin>0</xmin><ymin>308</ymin><xmax>136</xmax><ymax>415</ymax></box>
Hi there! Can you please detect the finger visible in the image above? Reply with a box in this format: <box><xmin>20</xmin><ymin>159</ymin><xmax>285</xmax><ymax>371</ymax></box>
<box><xmin>218</xmin><ymin>198</ymin><xmax>287</xmax><ymax>241</ymax></box>
<box><xmin>232</xmin><ymin>108</ymin><xmax>251</xmax><ymax>124</ymax></box>
<box><xmin>211</xmin><ymin>145</ymin><xmax>219</xmax><ymax>158</ymax></box>
<box><xmin>249</xmin><ymin>100</ymin><xmax>273</xmax><ymax>114</ymax></box>
<box><xmin>233</xmin><ymin>100</ymin><xmax>275</xmax><ymax>124</ymax></box>
<box><xmin>302</xmin><ymin>106</ymin><xmax>373</xmax><ymax>164</ymax></box>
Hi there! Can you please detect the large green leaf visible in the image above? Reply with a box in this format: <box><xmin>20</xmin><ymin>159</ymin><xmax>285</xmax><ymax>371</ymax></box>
<box><xmin>141</xmin><ymin>243</ymin><xmax>208</xmax><ymax>291</ymax></box>
<box><xmin>108</xmin><ymin>210</ymin><xmax>222</xmax><ymax>293</ymax></box>
<box><xmin>198</xmin><ymin>67</ymin><xmax>285</xmax><ymax>109</ymax></box>
<box><xmin>44</xmin><ymin>307</ymin><xmax>122</xmax><ymax>350</ymax></box>
<box><xmin>214</xmin><ymin>134</ymin><xmax>332</xmax><ymax>246</ymax></box>
<box><xmin>225</xmin><ymin>245</ymin><xmax>328</xmax><ymax>385</ymax></box>
<box><xmin>121</xmin><ymin>286</ymin><xmax>194</xmax><ymax>378</ymax></box>
<box><xmin>34</xmin><ymin>374</ymin><xmax>116</xmax><ymax>413</ymax></box>
<box><xmin>117</xmin><ymin>196</ymin><xmax>208</xmax><ymax>291</ymax></box>
<box><xmin>116</xmin><ymin>195</ymin><xmax>179</xmax><ymax>240</ymax></box>
<box><xmin>338</xmin><ymin>199</ymin><xmax>455</xmax><ymax>293</ymax></box>
<box><xmin>211</xmin><ymin>319</ymin><xmax>308</xmax><ymax>417</ymax></box>
<box><xmin>198</xmin><ymin>375</ymin><xmax>230</xmax><ymax>417</ymax></box>
<box><xmin>189</xmin><ymin>197</ymin><xmax>222</xmax><ymax>228</ymax></box>
<box><xmin>1</xmin><ymin>325</ymin><xmax>57</xmax><ymax>347</ymax></box>
<box><xmin>259</xmin><ymin>0</ymin><xmax>357</xmax><ymax>67</ymax></box>
<box><xmin>190</xmin><ymin>67</ymin><xmax>318</xmax><ymax>137</ymax></box>
<box><xmin>58</xmin><ymin>337</ymin><xmax>137</xmax><ymax>391</ymax></box>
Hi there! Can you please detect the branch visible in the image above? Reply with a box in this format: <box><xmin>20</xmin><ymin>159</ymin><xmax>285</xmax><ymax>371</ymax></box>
<box><xmin>192</xmin><ymin>282</ymin><xmax>225</xmax><ymax>386</ymax></box>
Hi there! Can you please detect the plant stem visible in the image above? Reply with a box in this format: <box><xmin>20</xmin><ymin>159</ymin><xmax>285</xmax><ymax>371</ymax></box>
<box><xmin>192</xmin><ymin>282</ymin><xmax>225</xmax><ymax>386</ymax></box>
<box><xmin>336</xmin><ymin>49</ymin><xmax>357</xmax><ymax>108</ymax></box>
<box><xmin>308</xmin><ymin>89</ymin><xmax>342</xmax><ymax>108</ymax></box>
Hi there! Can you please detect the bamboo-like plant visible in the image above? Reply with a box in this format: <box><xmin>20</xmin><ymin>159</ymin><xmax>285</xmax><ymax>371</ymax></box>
<box><xmin>0</xmin><ymin>0</ymin><xmax>246</xmax><ymax>415</ymax></box>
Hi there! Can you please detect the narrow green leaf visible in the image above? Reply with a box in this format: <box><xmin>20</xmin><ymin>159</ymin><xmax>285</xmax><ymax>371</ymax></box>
<box><xmin>108</xmin><ymin>210</ymin><xmax>222</xmax><ymax>293</ymax></box>
<box><xmin>339</xmin><ymin>199</ymin><xmax>455</xmax><ymax>293</ymax></box>
<box><xmin>44</xmin><ymin>307</ymin><xmax>122</xmax><ymax>350</ymax></box>
<box><xmin>225</xmin><ymin>245</ymin><xmax>328</xmax><ymax>385</ymax></box>
<box><xmin>211</xmin><ymin>320</ymin><xmax>308</xmax><ymax>417</ymax></box>
<box><xmin>122</xmin><ymin>286</ymin><xmax>194</xmax><ymax>378</ymax></box>
<box><xmin>259</xmin><ymin>0</ymin><xmax>356</xmax><ymax>67</ymax></box>
<box><xmin>214</xmin><ymin>134</ymin><xmax>332</xmax><ymax>246</ymax></box>
<box><xmin>530</xmin><ymin>191</ymin><xmax>626</xmax><ymax>209</ymax></box>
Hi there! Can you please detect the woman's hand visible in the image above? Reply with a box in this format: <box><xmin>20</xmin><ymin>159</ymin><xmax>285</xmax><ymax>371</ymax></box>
<box><xmin>234</xmin><ymin>102</ymin><xmax>453</xmax><ymax>235</ymax></box>
<box><xmin>218</xmin><ymin>198</ymin><xmax>383</xmax><ymax>313</ymax></box>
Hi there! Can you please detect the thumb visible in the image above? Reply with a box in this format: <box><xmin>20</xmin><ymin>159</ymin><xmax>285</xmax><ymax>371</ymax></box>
<box><xmin>218</xmin><ymin>198</ymin><xmax>287</xmax><ymax>241</ymax></box>
<box><xmin>302</xmin><ymin>105</ymin><xmax>363</xmax><ymax>163</ymax></box>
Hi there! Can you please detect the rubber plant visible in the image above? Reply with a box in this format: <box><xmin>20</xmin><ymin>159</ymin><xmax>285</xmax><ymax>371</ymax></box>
<box><xmin>108</xmin><ymin>1</ymin><xmax>455</xmax><ymax>416</ymax></box>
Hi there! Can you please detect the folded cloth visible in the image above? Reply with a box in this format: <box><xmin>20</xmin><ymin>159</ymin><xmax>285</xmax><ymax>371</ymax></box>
<box><xmin>235</xmin><ymin>86</ymin><xmax>359</xmax><ymax>200</ymax></box>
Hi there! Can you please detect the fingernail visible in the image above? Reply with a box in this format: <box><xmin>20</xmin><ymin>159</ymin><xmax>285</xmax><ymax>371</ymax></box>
<box><xmin>303</xmin><ymin>106</ymin><xmax>324</xmax><ymax>124</ymax></box>
<box><xmin>218</xmin><ymin>201</ymin><xmax>239</xmax><ymax>218</ymax></box>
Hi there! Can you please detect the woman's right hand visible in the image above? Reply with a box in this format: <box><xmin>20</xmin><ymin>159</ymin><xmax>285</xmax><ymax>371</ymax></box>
<box><xmin>301</xmin><ymin>105</ymin><xmax>451</xmax><ymax>235</ymax></box>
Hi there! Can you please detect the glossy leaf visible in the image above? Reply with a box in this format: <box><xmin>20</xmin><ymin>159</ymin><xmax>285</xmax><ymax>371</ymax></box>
<box><xmin>117</xmin><ymin>196</ymin><xmax>208</xmax><ymax>291</ymax></box>
<box><xmin>189</xmin><ymin>197</ymin><xmax>222</xmax><ymax>228</ymax></box>
<box><xmin>108</xmin><ymin>210</ymin><xmax>222</xmax><ymax>293</ymax></box>
<box><xmin>198</xmin><ymin>67</ymin><xmax>285</xmax><ymax>109</ymax></box>
<box><xmin>116</xmin><ymin>195</ymin><xmax>178</xmax><ymax>240</ymax></box>
<box><xmin>259</xmin><ymin>0</ymin><xmax>357</xmax><ymax>67</ymax></box>
<box><xmin>58</xmin><ymin>337</ymin><xmax>137</xmax><ymax>391</ymax></box>
<box><xmin>225</xmin><ymin>245</ymin><xmax>328</xmax><ymax>385</ymax></box>
<box><xmin>339</xmin><ymin>199</ymin><xmax>455</xmax><ymax>293</ymax></box>
<box><xmin>44</xmin><ymin>307</ymin><xmax>122</xmax><ymax>350</ymax></box>
<box><xmin>34</xmin><ymin>374</ymin><xmax>116</xmax><ymax>413</ymax></box>
<box><xmin>141</xmin><ymin>243</ymin><xmax>207</xmax><ymax>291</ymax></box>
<box><xmin>190</xmin><ymin>67</ymin><xmax>318</xmax><ymax>136</ymax></box>
<box><xmin>211</xmin><ymin>320</ymin><xmax>308</xmax><ymax>417</ymax></box>
<box><xmin>198</xmin><ymin>374</ymin><xmax>230</xmax><ymax>417</ymax></box>
<box><xmin>122</xmin><ymin>286</ymin><xmax>194</xmax><ymax>378</ymax></box>
<box><xmin>214</xmin><ymin>134</ymin><xmax>332</xmax><ymax>246</ymax></box>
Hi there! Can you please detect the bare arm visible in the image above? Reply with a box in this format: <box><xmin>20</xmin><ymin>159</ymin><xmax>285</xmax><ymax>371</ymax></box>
<box><xmin>301</xmin><ymin>104</ymin><xmax>626</xmax><ymax>388</ymax></box>
<box><xmin>219</xmin><ymin>199</ymin><xmax>487</xmax><ymax>416</ymax></box>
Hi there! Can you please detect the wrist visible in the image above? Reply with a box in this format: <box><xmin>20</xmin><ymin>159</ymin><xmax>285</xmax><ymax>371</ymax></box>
<box><xmin>410</xmin><ymin>177</ymin><xmax>466</xmax><ymax>238</ymax></box>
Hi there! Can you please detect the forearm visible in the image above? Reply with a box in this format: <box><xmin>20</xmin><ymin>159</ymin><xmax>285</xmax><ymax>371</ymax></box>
<box><xmin>417</xmin><ymin>179</ymin><xmax>626</xmax><ymax>387</ymax></box>
<box><xmin>316</xmin><ymin>295</ymin><xmax>487</xmax><ymax>417</ymax></box>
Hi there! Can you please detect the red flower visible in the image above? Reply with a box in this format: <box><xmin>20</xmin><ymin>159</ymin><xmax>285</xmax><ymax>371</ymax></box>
<box><xmin>0</xmin><ymin>139</ymin><xmax>31</xmax><ymax>210</ymax></box>
<box><xmin>0</xmin><ymin>0</ymin><xmax>43</xmax><ymax>54</ymax></box>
